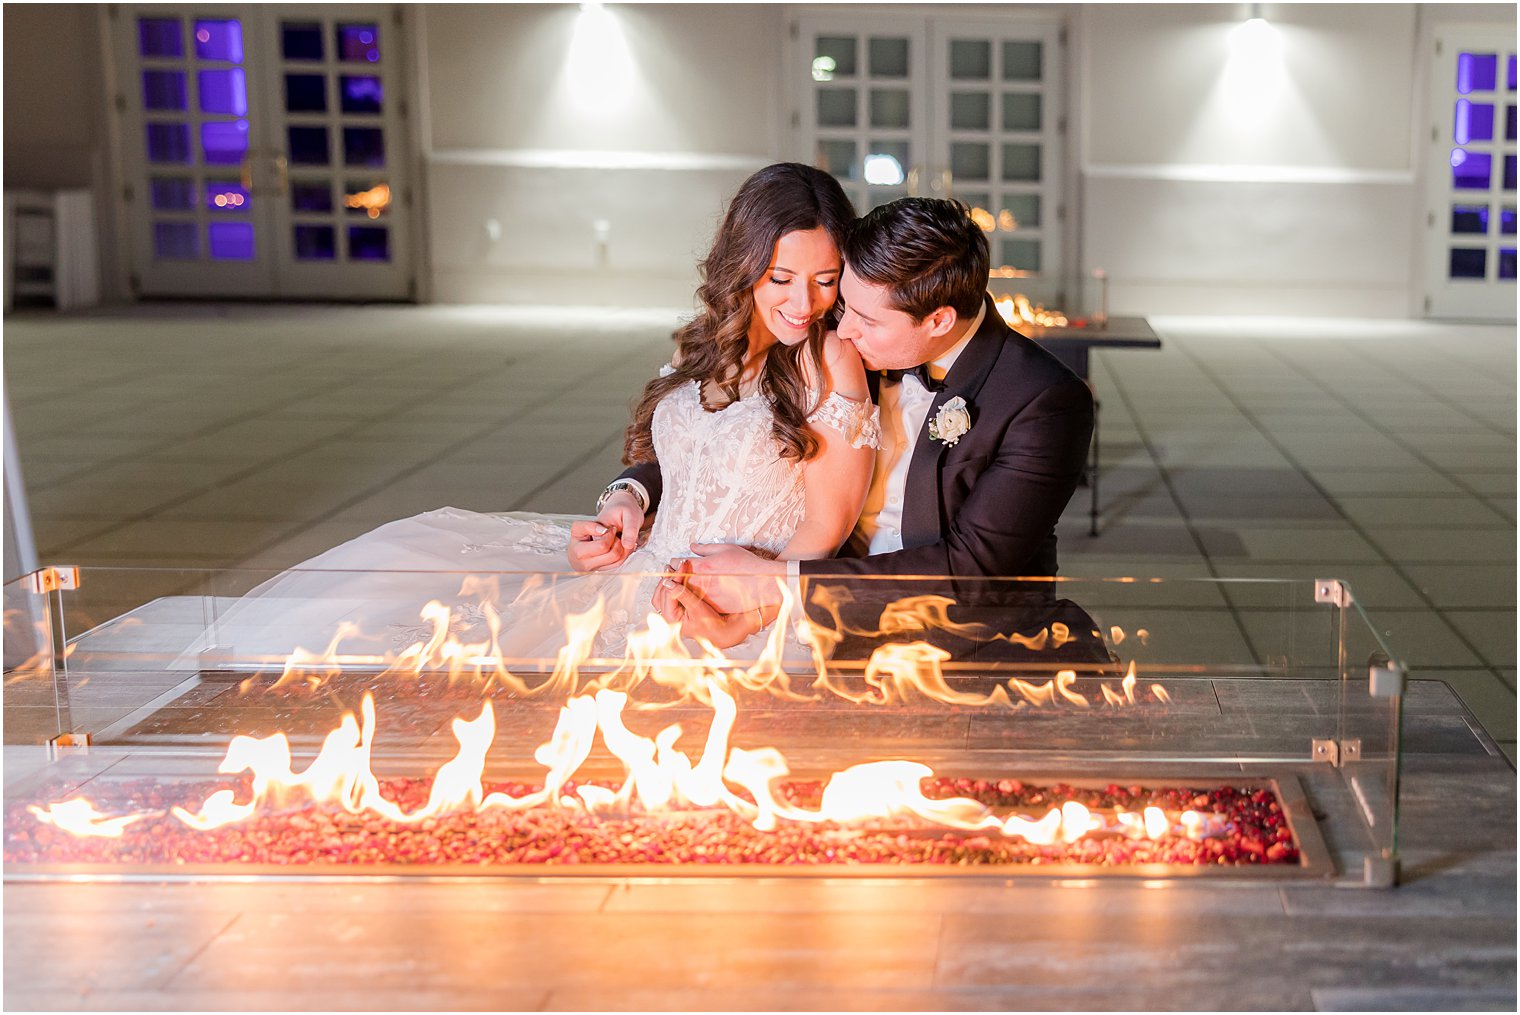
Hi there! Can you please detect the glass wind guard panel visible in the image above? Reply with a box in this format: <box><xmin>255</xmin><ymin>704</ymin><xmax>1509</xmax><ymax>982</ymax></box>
<box><xmin>3</xmin><ymin>570</ymin><xmax>1404</xmax><ymax>886</ymax></box>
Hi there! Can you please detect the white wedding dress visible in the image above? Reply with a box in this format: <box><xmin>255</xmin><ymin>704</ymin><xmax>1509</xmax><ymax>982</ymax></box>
<box><xmin>195</xmin><ymin>373</ymin><xmax>880</xmax><ymax>669</ymax></box>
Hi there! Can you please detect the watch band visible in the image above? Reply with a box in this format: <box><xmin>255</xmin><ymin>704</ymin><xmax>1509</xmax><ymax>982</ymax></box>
<box><xmin>597</xmin><ymin>479</ymin><xmax>648</xmax><ymax>514</ymax></box>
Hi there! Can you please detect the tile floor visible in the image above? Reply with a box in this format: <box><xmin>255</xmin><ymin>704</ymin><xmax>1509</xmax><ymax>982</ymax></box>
<box><xmin>4</xmin><ymin>304</ymin><xmax>1515</xmax><ymax>759</ymax></box>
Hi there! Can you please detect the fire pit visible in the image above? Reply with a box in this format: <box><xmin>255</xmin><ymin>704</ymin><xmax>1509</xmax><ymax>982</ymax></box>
<box><xmin>3</xmin><ymin>569</ymin><xmax>1400</xmax><ymax>884</ymax></box>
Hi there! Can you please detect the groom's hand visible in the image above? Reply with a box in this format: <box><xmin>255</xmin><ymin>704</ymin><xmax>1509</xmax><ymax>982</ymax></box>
<box><xmin>567</xmin><ymin>492</ymin><xmax>644</xmax><ymax>571</ymax></box>
<box><xmin>657</xmin><ymin>571</ymin><xmax>764</xmax><ymax>650</ymax></box>
<box><xmin>682</xmin><ymin>543</ymin><xmax>786</xmax><ymax>613</ymax></box>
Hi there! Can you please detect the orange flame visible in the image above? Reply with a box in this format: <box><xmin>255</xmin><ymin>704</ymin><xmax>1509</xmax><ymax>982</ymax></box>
<box><xmin>994</xmin><ymin>293</ymin><xmax>1069</xmax><ymax>330</ymax></box>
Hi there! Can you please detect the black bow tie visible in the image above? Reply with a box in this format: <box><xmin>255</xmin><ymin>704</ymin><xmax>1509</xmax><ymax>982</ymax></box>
<box><xmin>881</xmin><ymin>364</ymin><xmax>944</xmax><ymax>392</ymax></box>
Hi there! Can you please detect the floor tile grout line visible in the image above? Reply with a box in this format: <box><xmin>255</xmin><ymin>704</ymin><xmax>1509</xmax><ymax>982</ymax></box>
<box><xmin>1258</xmin><ymin>335</ymin><xmax>1516</xmax><ymax>518</ymax></box>
<box><xmin>36</xmin><ymin>341</ymin><xmax>591</xmax><ymax>555</ymax></box>
<box><xmin>156</xmin><ymin>911</ymin><xmax>243</xmax><ymax>990</ymax></box>
<box><xmin>1352</xmin><ymin>337</ymin><xmax>1518</xmax><ymax>441</ymax></box>
<box><xmin>221</xmin><ymin>338</ymin><xmax>667</xmax><ymax>570</ymax></box>
<box><xmin>24</xmin><ymin>344</ymin><xmax>437</xmax><ymax>494</ymax></box>
<box><xmin>1095</xmin><ymin>350</ymin><xmax>1270</xmax><ymax>668</ymax></box>
<box><xmin>1169</xmin><ymin>334</ymin><xmax>1508</xmax><ymax>673</ymax></box>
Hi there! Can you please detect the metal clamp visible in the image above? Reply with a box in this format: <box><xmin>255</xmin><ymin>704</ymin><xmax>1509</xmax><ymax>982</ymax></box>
<box><xmin>1312</xmin><ymin>738</ymin><xmax>1362</xmax><ymax>767</ymax></box>
<box><xmin>47</xmin><ymin>731</ymin><xmax>91</xmax><ymax>760</ymax></box>
<box><xmin>1314</xmin><ymin>579</ymin><xmax>1350</xmax><ymax>608</ymax></box>
<box><xmin>26</xmin><ymin>566</ymin><xmax>79</xmax><ymax>594</ymax></box>
<box><xmin>1370</xmin><ymin>661</ymin><xmax>1406</xmax><ymax>699</ymax></box>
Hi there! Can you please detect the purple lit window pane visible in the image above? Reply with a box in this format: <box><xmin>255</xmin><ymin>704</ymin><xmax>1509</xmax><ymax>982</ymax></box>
<box><xmin>194</xmin><ymin>20</ymin><xmax>244</xmax><ymax>63</ymax></box>
<box><xmin>1452</xmin><ymin>205</ymin><xmax>1489</xmax><ymax>233</ymax></box>
<box><xmin>1455</xmin><ymin>100</ymin><xmax>1494</xmax><ymax>144</ymax></box>
<box><xmin>1452</xmin><ymin>149</ymin><xmax>1492</xmax><ymax>190</ymax></box>
<box><xmin>142</xmin><ymin>70</ymin><xmax>186</xmax><ymax>111</ymax></box>
<box><xmin>282</xmin><ymin>22</ymin><xmax>323</xmax><ymax>61</ymax></box>
<box><xmin>337</xmin><ymin>24</ymin><xmax>380</xmax><ymax>63</ymax></box>
<box><xmin>1501</xmin><ymin>248</ymin><xmax>1517</xmax><ymax>279</ymax></box>
<box><xmin>146</xmin><ymin>123</ymin><xmax>191</xmax><ymax>164</ymax></box>
<box><xmin>205</xmin><ymin>180</ymin><xmax>251</xmax><ymax>212</ymax></box>
<box><xmin>151</xmin><ymin>178</ymin><xmax>195</xmax><ymax>210</ymax></box>
<box><xmin>1449</xmin><ymin>247</ymin><xmax>1486</xmax><ymax>279</ymax></box>
<box><xmin>291</xmin><ymin>181</ymin><xmax>334</xmax><ymax>213</ymax></box>
<box><xmin>201</xmin><ymin>119</ymin><xmax>250</xmax><ymax>164</ymax></box>
<box><xmin>208</xmin><ymin>222</ymin><xmax>255</xmax><ymax>260</ymax></box>
<box><xmin>288</xmin><ymin>126</ymin><xmax>331</xmax><ymax>165</ymax></box>
<box><xmin>285</xmin><ymin>74</ymin><xmax>327</xmax><ymax>113</ymax></box>
<box><xmin>347</xmin><ymin>225</ymin><xmax>389</xmax><ymax>261</ymax></box>
<box><xmin>1458</xmin><ymin>52</ymin><xmax>1498</xmax><ymax>94</ymax></box>
<box><xmin>342</xmin><ymin>127</ymin><xmax>385</xmax><ymax>167</ymax></box>
<box><xmin>154</xmin><ymin>221</ymin><xmax>197</xmax><ymax>260</ymax></box>
<box><xmin>138</xmin><ymin>18</ymin><xmax>182</xmax><ymax>58</ymax></box>
<box><xmin>1509</xmin><ymin>105</ymin><xmax>1518</xmax><ymax>142</ymax></box>
<box><xmin>1510</xmin><ymin>54</ymin><xmax>1517</xmax><ymax>91</ymax></box>
<box><xmin>294</xmin><ymin>225</ymin><xmax>337</xmax><ymax>260</ymax></box>
<box><xmin>1508</xmin><ymin>155</ymin><xmax>1518</xmax><ymax>192</ymax></box>
<box><xmin>340</xmin><ymin>76</ymin><xmax>383</xmax><ymax>114</ymax></box>
<box><xmin>198</xmin><ymin>69</ymin><xmax>248</xmax><ymax>115</ymax></box>
<box><xmin>1503</xmin><ymin>208</ymin><xmax>1517</xmax><ymax>235</ymax></box>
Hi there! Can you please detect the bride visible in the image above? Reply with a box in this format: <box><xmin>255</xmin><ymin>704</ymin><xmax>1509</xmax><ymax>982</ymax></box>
<box><xmin>205</xmin><ymin>164</ymin><xmax>880</xmax><ymax>666</ymax></box>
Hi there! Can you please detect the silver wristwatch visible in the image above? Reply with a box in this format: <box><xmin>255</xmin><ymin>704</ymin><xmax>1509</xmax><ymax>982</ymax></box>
<box><xmin>596</xmin><ymin>479</ymin><xmax>648</xmax><ymax>513</ymax></box>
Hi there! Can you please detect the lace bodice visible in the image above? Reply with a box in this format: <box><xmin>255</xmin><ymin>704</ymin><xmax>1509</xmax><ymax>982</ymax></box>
<box><xmin>641</xmin><ymin>375</ymin><xmax>880</xmax><ymax>562</ymax></box>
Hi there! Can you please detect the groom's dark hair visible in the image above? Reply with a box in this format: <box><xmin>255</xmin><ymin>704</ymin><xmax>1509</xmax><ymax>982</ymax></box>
<box><xmin>844</xmin><ymin>198</ymin><xmax>989</xmax><ymax>321</ymax></box>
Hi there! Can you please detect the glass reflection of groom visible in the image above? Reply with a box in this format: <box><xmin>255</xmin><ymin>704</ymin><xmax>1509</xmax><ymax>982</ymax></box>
<box><xmin>649</xmin><ymin>198</ymin><xmax>1094</xmax><ymax>646</ymax></box>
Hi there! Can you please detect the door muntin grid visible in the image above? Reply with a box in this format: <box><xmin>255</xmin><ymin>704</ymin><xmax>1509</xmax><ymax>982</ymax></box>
<box><xmin>1444</xmin><ymin>49</ymin><xmax>1516</xmax><ymax>285</ymax></box>
<box><xmin>134</xmin><ymin>11</ymin><xmax>261</xmax><ymax>268</ymax></box>
<box><xmin>115</xmin><ymin>5</ymin><xmax>409</xmax><ymax>298</ymax></box>
<box><xmin>800</xmin><ymin>17</ymin><xmax>1064</xmax><ymax>300</ymax></box>
<box><xmin>937</xmin><ymin>32</ymin><xmax>1056</xmax><ymax>284</ymax></box>
<box><xmin>275</xmin><ymin>17</ymin><xmax>395</xmax><ymax>269</ymax></box>
<box><xmin>808</xmin><ymin>27</ymin><xmax>927</xmax><ymax>213</ymax></box>
<box><xmin>1425</xmin><ymin>32</ymin><xmax>1516</xmax><ymax>319</ymax></box>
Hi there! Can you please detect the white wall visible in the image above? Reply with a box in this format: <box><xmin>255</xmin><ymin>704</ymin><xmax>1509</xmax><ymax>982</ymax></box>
<box><xmin>421</xmin><ymin>3</ymin><xmax>784</xmax><ymax>307</ymax></box>
<box><xmin>1076</xmin><ymin>3</ymin><xmax>1424</xmax><ymax>317</ymax></box>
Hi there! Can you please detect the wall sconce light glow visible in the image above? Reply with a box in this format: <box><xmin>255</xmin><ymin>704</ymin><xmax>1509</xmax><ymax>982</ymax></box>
<box><xmin>863</xmin><ymin>153</ymin><xmax>905</xmax><ymax>186</ymax></box>
<box><xmin>1223</xmin><ymin>3</ymin><xmax>1285</xmax><ymax>120</ymax></box>
<box><xmin>568</xmin><ymin>2</ymin><xmax>634</xmax><ymax>111</ymax></box>
<box><xmin>811</xmin><ymin>56</ymin><xmax>837</xmax><ymax>82</ymax></box>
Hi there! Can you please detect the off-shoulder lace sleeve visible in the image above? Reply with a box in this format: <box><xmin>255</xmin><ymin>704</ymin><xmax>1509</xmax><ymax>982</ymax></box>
<box><xmin>807</xmin><ymin>391</ymin><xmax>882</xmax><ymax>450</ymax></box>
<box><xmin>658</xmin><ymin>362</ymin><xmax>676</xmax><ymax>377</ymax></box>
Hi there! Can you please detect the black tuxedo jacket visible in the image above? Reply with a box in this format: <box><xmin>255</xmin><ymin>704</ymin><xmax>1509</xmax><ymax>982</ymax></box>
<box><xmin>616</xmin><ymin>293</ymin><xmax>1094</xmax><ymax>581</ymax></box>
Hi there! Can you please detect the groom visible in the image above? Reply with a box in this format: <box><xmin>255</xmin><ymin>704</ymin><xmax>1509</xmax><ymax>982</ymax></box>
<box><xmin>577</xmin><ymin>197</ymin><xmax>1094</xmax><ymax>643</ymax></box>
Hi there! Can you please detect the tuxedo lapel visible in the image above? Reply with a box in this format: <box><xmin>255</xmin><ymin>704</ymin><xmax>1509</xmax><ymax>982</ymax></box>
<box><xmin>900</xmin><ymin>295</ymin><xmax>1009</xmax><ymax>545</ymax></box>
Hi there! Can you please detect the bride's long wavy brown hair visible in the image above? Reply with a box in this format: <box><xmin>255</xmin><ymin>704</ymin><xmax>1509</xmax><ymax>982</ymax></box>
<box><xmin>623</xmin><ymin>163</ymin><xmax>856</xmax><ymax>466</ymax></box>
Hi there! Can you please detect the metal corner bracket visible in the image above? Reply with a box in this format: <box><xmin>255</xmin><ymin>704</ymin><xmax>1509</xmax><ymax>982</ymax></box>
<box><xmin>26</xmin><ymin>566</ymin><xmax>79</xmax><ymax>594</ymax></box>
<box><xmin>1314</xmin><ymin>579</ymin><xmax>1350</xmax><ymax>608</ymax></box>
<box><xmin>47</xmin><ymin>731</ymin><xmax>92</xmax><ymax>760</ymax></box>
<box><xmin>1312</xmin><ymin>738</ymin><xmax>1362</xmax><ymax>766</ymax></box>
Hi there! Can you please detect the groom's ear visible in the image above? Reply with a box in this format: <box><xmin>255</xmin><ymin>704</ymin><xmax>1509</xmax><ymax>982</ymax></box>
<box><xmin>923</xmin><ymin>305</ymin><xmax>959</xmax><ymax>338</ymax></box>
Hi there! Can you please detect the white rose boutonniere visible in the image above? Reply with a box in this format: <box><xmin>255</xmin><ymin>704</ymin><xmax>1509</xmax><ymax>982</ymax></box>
<box><xmin>928</xmin><ymin>396</ymin><xmax>972</xmax><ymax>446</ymax></box>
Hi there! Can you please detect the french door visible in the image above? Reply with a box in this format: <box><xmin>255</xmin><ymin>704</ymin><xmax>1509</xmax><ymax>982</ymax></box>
<box><xmin>795</xmin><ymin>13</ymin><xmax>1067</xmax><ymax>303</ymax></box>
<box><xmin>110</xmin><ymin>4</ymin><xmax>414</xmax><ymax>299</ymax></box>
<box><xmin>1422</xmin><ymin>28</ymin><xmax>1517</xmax><ymax>320</ymax></box>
